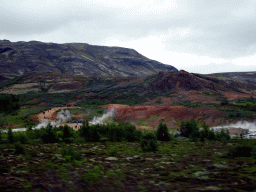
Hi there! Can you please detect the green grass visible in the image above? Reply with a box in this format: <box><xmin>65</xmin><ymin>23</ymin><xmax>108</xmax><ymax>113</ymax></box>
<box><xmin>81</xmin><ymin>165</ymin><xmax>104</xmax><ymax>184</ymax></box>
<box><xmin>147</xmin><ymin>115</ymin><xmax>159</xmax><ymax>120</ymax></box>
<box><xmin>137</xmin><ymin>120</ymin><xmax>147</xmax><ymax>126</ymax></box>
<box><xmin>0</xmin><ymin>107</ymin><xmax>48</xmax><ymax>127</ymax></box>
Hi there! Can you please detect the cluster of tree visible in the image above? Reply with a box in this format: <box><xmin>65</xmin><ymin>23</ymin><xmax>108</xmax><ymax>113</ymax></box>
<box><xmin>179</xmin><ymin>118</ymin><xmax>230</xmax><ymax>142</ymax></box>
<box><xmin>2</xmin><ymin>119</ymin><xmax>231</xmax><ymax>154</ymax></box>
<box><xmin>0</xmin><ymin>94</ymin><xmax>20</xmax><ymax>114</ymax></box>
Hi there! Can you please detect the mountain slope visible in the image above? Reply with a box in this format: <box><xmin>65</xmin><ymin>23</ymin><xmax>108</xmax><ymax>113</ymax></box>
<box><xmin>147</xmin><ymin>70</ymin><xmax>256</xmax><ymax>92</ymax></box>
<box><xmin>208</xmin><ymin>71</ymin><xmax>256</xmax><ymax>85</ymax></box>
<box><xmin>0</xmin><ymin>40</ymin><xmax>177</xmax><ymax>79</ymax></box>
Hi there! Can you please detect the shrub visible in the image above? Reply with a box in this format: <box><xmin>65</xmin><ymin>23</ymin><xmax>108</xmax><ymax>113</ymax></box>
<box><xmin>62</xmin><ymin>124</ymin><xmax>75</xmax><ymax>143</ymax></box>
<box><xmin>140</xmin><ymin>132</ymin><xmax>158</xmax><ymax>152</ymax></box>
<box><xmin>180</xmin><ymin>118</ymin><xmax>199</xmax><ymax>139</ymax></box>
<box><xmin>228</xmin><ymin>145</ymin><xmax>253</xmax><ymax>157</ymax></box>
<box><xmin>79</xmin><ymin>120</ymin><xmax>89</xmax><ymax>138</ymax></box>
<box><xmin>8</xmin><ymin>128</ymin><xmax>14</xmax><ymax>143</ymax></box>
<box><xmin>199</xmin><ymin>123</ymin><xmax>215</xmax><ymax>142</ymax></box>
<box><xmin>156</xmin><ymin>122</ymin><xmax>171</xmax><ymax>141</ymax></box>
<box><xmin>61</xmin><ymin>146</ymin><xmax>82</xmax><ymax>161</ymax></box>
<box><xmin>108</xmin><ymin>126</ymin><xmax>123</xmax><ymax>142</ymax></box>
<box><xmin>14</xmin><ymin>142</ymin><xmax>25</xmax><ymax>155</ymax></box>
<box><xmin>81</xmin><ymin>165</ymin><xmax>104</xmax><ymax>184</ymax></box>
<box><xmin>122</xmin><ymin>122</ymin><xmax>138</xmax><ymax>142</ymax></box>
<box><xmin>107</xmin><ymin>146</ymin><xmax>119</xmax><ymax>156</ymax></box>
<box><xmin>215</xmin><ymin>129</ymin><xmax>230</xmax><ymax>142</ymax></box>
<box><xmin>220</xmin><ymin>97</ymin><xmax>229</xmax><ymax>105</ymax></box>
<box><xmin>28</xmin><ymin>148</ymin><xmax>39</xmax><ymax>157</ymax></box>
<box><xmin>41</xmin><ymin>123</ymin><xmax>59</xmax><ymax>143</ymax></box>
<box><xmin>17</xmin><ymin>132</ymin><xmax>29</xmax><ymax>144</ymax></box>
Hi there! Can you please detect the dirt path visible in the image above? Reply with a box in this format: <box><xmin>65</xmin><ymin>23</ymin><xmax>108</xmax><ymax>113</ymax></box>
<box><xmin>37</xmin><ymin>106</ymin><xmax>81</xmax><ymax>122</ymax></box>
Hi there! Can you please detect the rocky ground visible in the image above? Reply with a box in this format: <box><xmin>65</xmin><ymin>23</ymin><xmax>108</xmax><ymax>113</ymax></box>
<box><xmin>0</xmin><ymin>140</ymin><xmax>256</xmax><ymax>191</ymax></box>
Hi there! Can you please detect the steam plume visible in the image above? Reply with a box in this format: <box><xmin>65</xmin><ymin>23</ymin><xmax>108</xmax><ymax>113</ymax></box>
<box><xmin>211</xmin><ymin>121</ymin><xmax>256</xmax><ymax>133</ymax></box>
<box><xmin>34</xmin><ymin>110</ymin><xmax>72</xmax><ymax>129</ymax></box>
<box><xmin>89</xmin><ymin>109</ymin><xmax>114</xmax><ymax>125</ymax></box>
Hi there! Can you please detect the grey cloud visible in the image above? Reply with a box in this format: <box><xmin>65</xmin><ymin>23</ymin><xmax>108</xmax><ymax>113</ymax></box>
<box><xmin>1</xmin><ymin>0</ymin><xmax>256</xmax><ymax>60</ymax></box>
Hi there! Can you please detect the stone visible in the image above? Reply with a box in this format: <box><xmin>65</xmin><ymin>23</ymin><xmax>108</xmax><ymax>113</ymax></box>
<box><xmin>193</xmin><ymin>169</ymin><xmax>209</xmax><ymax>180</ymax></box>
<box><xmin>105</xmin><ymin>157</ymin><xmax>118</xmax><ymax>161</ymax></box>
<box><xmin>212</xmin><ymin>163</ymin><xmax>228</xmax><ymax>168</ymax></box>
<box><xmin>202</xmin><ymin>160</ymin><xmax>211</xmax><ymax>164</ymax></box>
<box><xmin>133</xmin><ymin>155</ymin><xmax>140</xmax><ymax>159</ymax></box>
<box><xmin>203</xmin><ymin>186</ymin><xmax>222</xmax><ymax>191</ymax></box>
<box><xmin>214</xmin><ymin>152</ymin><xmax>223</xmax><ymax>156</ymax></box>
<box><xmin>145</xmin><ymin>158</ymin><xmax>154</xmax><ymax>161</ymax></box>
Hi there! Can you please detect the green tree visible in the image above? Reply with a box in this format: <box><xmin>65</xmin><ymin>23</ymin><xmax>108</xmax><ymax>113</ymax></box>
<box><xmin>140</xmin><ymin>132</ymin><xmax>158</xmax><ymax>152</ymax></box>
<box><xmin>156</xmin><ymin>122</ymin><xmax>171</xmax><ymax>141</ymax></box>
<box><xmin>199</xmin><ymin>122</ymin><xmax>215</xmax><ymax>142</ymax></box>
<box><xmin>8</xmin><ymin>128</ymin><xmax>14</xmax><ymax>143</ymax></box>
<box><xmin>41</xmin><ymin>123</ymin><xmax>59</xmax><ymax>143</ymax></box>
<box><xmin>180</xmin><ymin>118</ymin><xmax>199</xmax><ymax>138</ymax></box>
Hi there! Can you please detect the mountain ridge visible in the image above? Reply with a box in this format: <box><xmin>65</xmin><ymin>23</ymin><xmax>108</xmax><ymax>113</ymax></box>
<box><xmin>0</xmin><ymin>40</ymin><xmax>177</xmax><ymax>79</ymax></box>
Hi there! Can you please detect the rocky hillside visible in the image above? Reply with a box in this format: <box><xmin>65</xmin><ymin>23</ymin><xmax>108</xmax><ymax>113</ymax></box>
<box><xmin>209</xmin><ymin>71</ymin><xmax>256</xmax><ymax>85</ymax></box>
<box><xmin>147</xmin><ymin>70</ymin><xmax>256</xmax><ymax>92</ymax></box>
<box><xmin>1</xmin><ymin>70</ymin><xmax>256</xmax><ymax>95</ymax></box>
<box><xmin>0</xmin><ymin>40</ymin><xmax>177</xmax><ymax>80</ymax></box>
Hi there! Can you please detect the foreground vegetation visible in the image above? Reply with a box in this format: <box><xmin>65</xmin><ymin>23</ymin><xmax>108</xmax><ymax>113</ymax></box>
<box><xmin>0</xmin><ymin>120</ymin><xmax>256</xmax><ymax>191</ymax></box>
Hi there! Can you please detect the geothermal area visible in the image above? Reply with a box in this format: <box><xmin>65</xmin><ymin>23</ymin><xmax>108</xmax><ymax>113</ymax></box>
<box><xmin>2</xmin><ymin>105</ymin><xmax>256</xmax><ymax>139</ymax></box>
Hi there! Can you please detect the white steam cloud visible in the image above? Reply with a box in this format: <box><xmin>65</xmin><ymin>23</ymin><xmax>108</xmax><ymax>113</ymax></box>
<box><xmin>34</xmin><ymin>110</ymin><xmax>72</xmax><ymax>129</ymax></box>
<box><xmin>211</xmin><ymin>121</ymin><xmax>256</xmax><ymax>133</ymax></box>
<box><xmin>89</xmin><ymin>109</ymin><xmax>114</xmax><ymax>125</ymax></box>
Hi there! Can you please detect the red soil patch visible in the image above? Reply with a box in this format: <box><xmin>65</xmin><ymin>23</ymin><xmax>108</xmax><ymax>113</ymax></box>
<box><xmin>220</xmin><ymin>91</ymin><xmax>256</xmax><ymax>100</ymax></box>
<box><xmin>100</xmin><ymin>104</ymin><xmax>228</xmax><ymax>128</ymax></box>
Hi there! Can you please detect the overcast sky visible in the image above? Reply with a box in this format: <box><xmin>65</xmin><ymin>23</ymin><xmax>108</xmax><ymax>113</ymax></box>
<box><xmin>1</xmin><ymin>0</ymin><xmax>256</xmax><ymax>74</ymax></box>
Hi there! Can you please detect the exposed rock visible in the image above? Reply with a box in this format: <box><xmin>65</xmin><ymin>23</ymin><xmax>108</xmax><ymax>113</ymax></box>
<box><xmin>105</xmin><ymin>157</ymin><xmax>118</xmax><ymax>161</ymax></box>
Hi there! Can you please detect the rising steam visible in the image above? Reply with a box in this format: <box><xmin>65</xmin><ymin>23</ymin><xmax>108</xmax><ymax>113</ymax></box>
<box><xmin>89</xmin><ymin>109</ymin><xmax>114</xmax><ymax>125</ymax></box>
<box><xmin>34</xmin><ymin>110</ymin><xmax>72</xmax><ymax>129</ymax></box>
<box><xmin>211</xmin><ymin>121</ymin><xmax>256</xmax><ymax>133</ymax></box>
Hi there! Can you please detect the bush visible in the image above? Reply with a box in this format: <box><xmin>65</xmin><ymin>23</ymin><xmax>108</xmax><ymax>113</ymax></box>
<box><xmin>108</xmin><ymin>126</ymin><xmax>123</xmax><ymax>142</ymax></box>
<box><xmin>79</xmin><ymin>120</ymin><xmax>89</xmax><ymax>138</ymax></box>
<box><xmin>228</xmin><ymin>145</ymin><xmax>253</xmax><ymax>157</ymax></box>
<box><xmin>61</xmin><ymin>146</ymin><xmax>82</xmax><ymax>161</ymax></box>
<box><xmin>140</xmin><ymin>132</ymin><xmax>158</xmax><ymax>152</ymax></box>
<box><xmin>122</xmin><ymin>122</ymin><xmax>138</xmax><ymax>142</ymax></box>
<box><xmin>81</xmin><ymin>165</ymin><xmax>104</xmax><ymax>184</ymax></box>
<box><xmin>8</xmin><ymin>128</ymin><xmax>14</xmax><ymax>143</ymax></box>
<box><xmin>27</xmin><ymin>148</ymin><xmax>40</xmax><ymax>157</ymax></box>
<box><xmin>107</xmin><ymin>146</ymin><xmax>119</xmax><ymax>156</ymax></box>
<box><xmin>180</xmin><ymin>118</ymin><xmax>199</xmax><ymax>139</ymax></box>
<box><xmin>156</xmin><ymin>122</ymin><xmax>171</xmax><ymax>141</ymax></box>
<box><xmin>41</xmin><ymin>123</ymin><xmax>59</xmax><ymax>143</ymax></box>
<box><xmin>14</xmin><ymin>142</ymin><xmax>25</xmax><ymax>155</ymax></box>
<box><xmin>62</xmin><ymin>124</ymin><xmax>75</xmax><ymax>143</ymax></box>
<box><xmin>199</xmin><ymin>123</ymin><xmax>215</xmax><ymax>142</ymax></box>
<box><xmin>17</xmin><ymin>132</ymin><xmax>29</xmax><ymax>144</ymax></box>
<box><xmin>215</xmin><ymin>129</ymin><xmax>230</xmax><ymax>142</ymax></box>
<box><xmin>220</xmin><ymin>97</ymin><xmax>229</xmax><ymax>105</ymax></box>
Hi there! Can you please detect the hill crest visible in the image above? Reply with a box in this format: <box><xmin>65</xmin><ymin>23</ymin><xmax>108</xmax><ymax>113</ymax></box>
<box><xmin>0</xmin><ymin>40</ymin><xmax>177</xmax><ymax>79</ymax></box>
